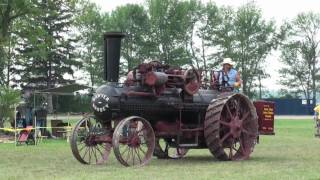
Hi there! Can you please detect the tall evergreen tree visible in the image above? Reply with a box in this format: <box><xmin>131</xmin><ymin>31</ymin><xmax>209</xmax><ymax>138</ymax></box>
<box><xmin>0</xmin><ymin>0</ymin><xmax>32</xmax><ymax>86</ymax></box>
<box><xmin>13</xmin><ymin>0</ymin><xmax>80</xmax><ymax>111</ymax></box>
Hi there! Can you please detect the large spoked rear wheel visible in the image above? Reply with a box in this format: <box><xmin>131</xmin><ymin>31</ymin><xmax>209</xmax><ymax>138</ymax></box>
<box><xmin>113</xmin><ymin>116</ymin><xmax>155</xmax><ymax>167</ymax></box>
<box><xmin>204</xmin><ymin>93</ymin><xmax>258</xmax><ymax>161</ymax></box>
<box><xmin>70</xmin><ymin>116</ymin><xmax>112</xmax><ymax>165</ymax></box>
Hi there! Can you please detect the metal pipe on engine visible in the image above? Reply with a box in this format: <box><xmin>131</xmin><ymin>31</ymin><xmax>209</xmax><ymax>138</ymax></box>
<box><xmin>144</xmin><ymin>72</ymin><xmax>168</xmax><ymax>86</ymax></box>
<box><xmin>103</xmin><ymin>32</ymin><xmax>125</xmax><ymax>82</ymax></box>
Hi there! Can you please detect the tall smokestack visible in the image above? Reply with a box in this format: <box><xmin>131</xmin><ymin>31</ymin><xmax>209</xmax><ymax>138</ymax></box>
<box><xmin>103</xmin><ymin>32</ymin><xmax>125</xmax><ymax>82</ymax></box>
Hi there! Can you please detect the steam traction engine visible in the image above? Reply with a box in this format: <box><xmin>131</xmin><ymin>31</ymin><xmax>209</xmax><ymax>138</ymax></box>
<box><xmin>70</xmin><ymin>32</ymin><xmax>273</xmax><ymax>167</ymax></box>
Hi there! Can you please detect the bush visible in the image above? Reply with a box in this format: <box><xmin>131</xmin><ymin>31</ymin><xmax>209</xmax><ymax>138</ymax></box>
<box><xmin>0</xmin><ymin>87</ymin><xmax>21</xmax><ymax>128</ymax></box>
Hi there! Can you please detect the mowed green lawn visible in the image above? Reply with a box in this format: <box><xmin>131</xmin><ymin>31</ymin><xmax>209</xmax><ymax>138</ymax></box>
<box><xmin>1</xmin><ymin>119</ymin><xmax>320</xmax><ymax>180</ymax></box>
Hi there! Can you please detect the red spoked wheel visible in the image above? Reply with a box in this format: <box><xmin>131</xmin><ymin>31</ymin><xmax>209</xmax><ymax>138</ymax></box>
<box><xmin>112</xmin><ymin>116</ymin><xmax>155</xmax><ymax>167</ymax></box>
<box><xmin>204</xmin><ymin>93</ymin><xmax>258</xmax><ymax>161</ymax></box>
<box><xmin>154</xmin><ymin>138</ymin><xmax>188</xmax><ymax>159</ymax></box>
<box><xmin>70</xmin><ymin>116</ymin><xmax>112</xmax><ymax>165</ymax></box>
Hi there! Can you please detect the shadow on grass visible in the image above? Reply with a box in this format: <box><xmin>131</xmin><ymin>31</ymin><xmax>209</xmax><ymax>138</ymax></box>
<box><xmin>150</xmin><ymin>154</ymin><xmax>294</xmax><ymax>166</ymax></box>
<box><xmin>178</xmin><ymin>155</ymin><xmax>217</xmax><ymax>162</ymax></box>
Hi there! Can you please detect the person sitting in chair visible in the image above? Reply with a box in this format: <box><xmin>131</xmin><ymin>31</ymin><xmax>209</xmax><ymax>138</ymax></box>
<box><xmin>217</xmin><ymin>58</ymin><xmax>241</xmax><ymax>91</ymax></box>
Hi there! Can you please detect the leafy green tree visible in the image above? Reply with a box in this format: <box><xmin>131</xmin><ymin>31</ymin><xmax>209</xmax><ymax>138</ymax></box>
<box><xmin>279</xmin><ymin>12</ymin><xmax>320</xmax><ymax>103</ymax></box>
<box><xmin>75</xmin><ymin>0</ymin><xmax>106</xmax><ymax>86</ymax></box>
<box><xmin>233</xmin><ymin>4</ymin><xmax>278</xmax><ymax>97</ymax></box>
<box><xmin>109</xmin><ymin>4</ymin><xmax>151</xmax><ymax>74</ymax></box>
<box><xmin>198</xmin><ymin>5</ymin><xmax>235</xmax><ymax>75</ymax></box>
<box><xmin>146</xmin><ymin>0</ymin><xmax>193</xmax><ymax>66</ymax></box>
<box><xmin>187</xmin><ymin>1</ymin><xmax>221</xmax><ymax>77</ymax></box>
<box><xmin>207</xmin><ymin>3</ymin><xmax>280</xmax><ymax>97</ymax></box>
<box><xmin>0</xmin><ymin>86</ymin><xmax>20</xmax><ymax>128</ymax></box>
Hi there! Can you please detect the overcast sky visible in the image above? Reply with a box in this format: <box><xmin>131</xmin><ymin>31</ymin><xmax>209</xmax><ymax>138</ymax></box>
<box><xmin>90</xmin><ymin>0</ymin><xmax>320</xmax><ymax>90</ymax></box>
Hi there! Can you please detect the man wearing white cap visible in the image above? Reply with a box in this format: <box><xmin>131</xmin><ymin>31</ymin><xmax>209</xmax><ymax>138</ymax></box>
<box><xmin>219</xmin><ymin>58</ymin><xmax>241</xmax><ymax>90</ymax></box>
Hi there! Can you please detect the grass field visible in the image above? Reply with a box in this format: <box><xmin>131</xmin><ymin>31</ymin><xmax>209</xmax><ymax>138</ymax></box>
<box><xmin>0</xmin><ymin>119</ymin><xmax>320</xmax><ymax>180</ymax></box>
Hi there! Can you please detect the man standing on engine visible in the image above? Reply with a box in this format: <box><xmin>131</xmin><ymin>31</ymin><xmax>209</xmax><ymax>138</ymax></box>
<box><xmin>219</xmin><ymin>58</ymin><xmax>241</xmax><ymax>90</ymax></box>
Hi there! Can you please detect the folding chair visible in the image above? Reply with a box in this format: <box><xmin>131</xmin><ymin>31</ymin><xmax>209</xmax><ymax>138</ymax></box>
<box><xmin>17</xmin><ymin>126</ymin><xmax>35</xmax><ymax>145</ymax></box>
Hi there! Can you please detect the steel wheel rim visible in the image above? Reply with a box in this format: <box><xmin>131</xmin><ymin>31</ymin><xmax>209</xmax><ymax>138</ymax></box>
<box><xmin>70</xmin><ymin>116</ymin><xmax>112</xmax><ymax>165</ymax></box>
<box><xmin>113</xmin><ymin>116</ymin><xmax>155</xmax><ymax>167</ymax></box>
<box><xmin>219</xmin><ymin>94</ymin><xmax>257</xmax><ymax>160</ymax></box>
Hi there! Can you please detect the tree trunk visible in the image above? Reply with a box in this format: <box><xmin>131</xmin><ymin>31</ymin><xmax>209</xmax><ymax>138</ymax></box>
<box><xmin>0</xmin><ymin>48</ymin><xmax>5</xmax><ymax>85</ymax></box>
<box><xmin>258</xmin><ymin>74</ymin><xmax>262</xmax><ymax>99</ymax></box>
<box><xmin>6</xmin><ymin>35</ymin><xmax>12</xmax><ymax>87</ymax></box>
<box><xmin>47</xmin><ymin>94</ymin><xmax>53</xmax><ymax>114</ymax></box>
<box><xmin>87</xmin><ymin>44</ymin><xmax>94</xmax><ymax>87</ymax></box>
<box><xmin>0</xmin><ymin>118</ymin><xmax>4</xmax><ymax>128</ymax></box>
<box><xmin>312</xmin><ymin>56</ymin><xmax>316</xmax><ymax>105</ymax></box>
<box><xmin>0</xmin><ymin>117</ymin><xmax>4</xmax><ymax>135</ymax></box>
<box><xmin>201</xmin><ymin>39</ymin><xmax>208</xmax><ymax>78</ymax></box>
<box><xmin>242</xmin><ymin>76</ymin><xmax>248</xmax><ymax>95</ymax></box>
<box><xmin>47</xmin><ymin>57</ymin><xmax>53</xmax><ymax>113</ymax></box>
<box><xmin>6</xmin><ymin>59</ymin><xmax>10</xmax><ymax>87</ymax></box>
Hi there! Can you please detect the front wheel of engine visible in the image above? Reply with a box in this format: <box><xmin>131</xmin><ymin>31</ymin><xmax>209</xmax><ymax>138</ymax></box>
<box><xmin>70</xmin><ymin>116</ymin><xmax>112</xmax><ymax>165</ymax></box>
<box><xmin>112</xmin><ymin>116</ymin><xmax>155</xmax><ymax>167</ymax></box>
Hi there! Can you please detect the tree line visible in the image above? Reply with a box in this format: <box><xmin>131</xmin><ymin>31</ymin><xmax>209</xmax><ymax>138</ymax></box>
<box><xmin>0</xmin><ymin>0</ymin><xmax>319</xmax><ymax>102</ymax></box>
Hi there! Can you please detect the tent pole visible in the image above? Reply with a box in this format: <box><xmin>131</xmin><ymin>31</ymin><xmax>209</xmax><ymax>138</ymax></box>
<box><xmin>35</xmin><ymin>112</ymin><xmax>37</xmax><ymax>145</ymax></box>
<box><xmin>33</xmin><ymin>92</ymin><xmax>36</xmax><ymax>112</ymax></box>
<box><xmin>33</xmin><ymin>92</ymin><xmax>36</xmax><ymax>145</ymax></box>
<box><xmin>67</xmin><ymin>112</ymin><xmax>70</xmax><ymax>143</ymax></box>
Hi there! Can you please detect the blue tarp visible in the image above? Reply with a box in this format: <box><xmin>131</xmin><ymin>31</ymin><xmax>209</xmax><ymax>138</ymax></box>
<box><xmin>264</xmin><ymin>98</ymin><xmax>315</xmax><ymax>115</ymax></box>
